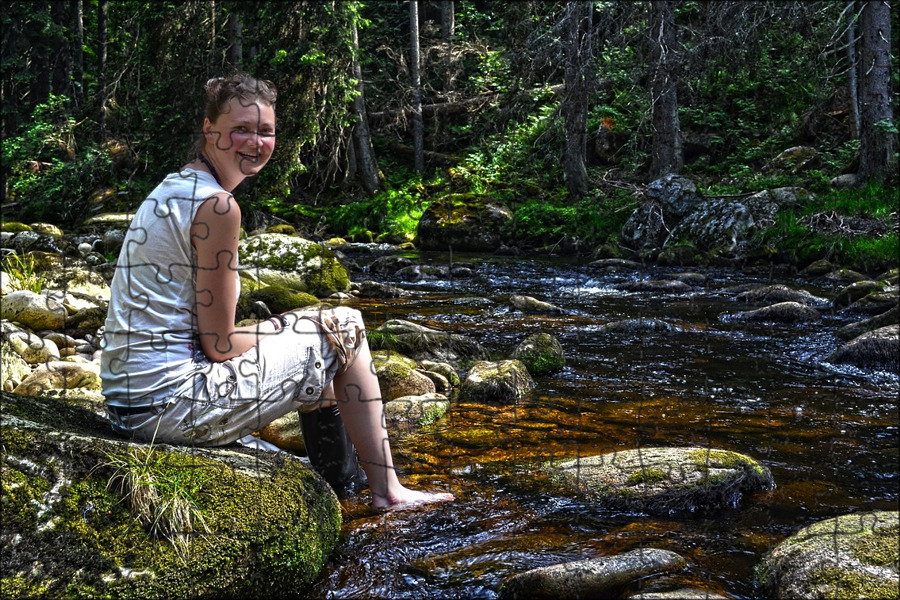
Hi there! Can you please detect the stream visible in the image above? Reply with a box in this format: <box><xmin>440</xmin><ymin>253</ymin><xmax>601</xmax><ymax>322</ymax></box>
<box><xmin>302</xmin><ymin>250</ymin><xmax>898</xmax><ymax>599</ymax></box>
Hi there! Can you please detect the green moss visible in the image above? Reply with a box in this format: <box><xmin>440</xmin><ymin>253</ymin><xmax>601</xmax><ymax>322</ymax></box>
<box><xmin>850</xmin><ymin>523</ymin><xmax>899</xmax><ymax>567</ymax></box>
<box><xmin>688</xmin><ymin>449</ymin><xmax>765</xmax><ymax>476</ymax></box>
<box><xmin>1</xmin><ymin>221</ymin><xmax>32</xmax><ymax>233</ymax></box>
<box><xmin>237</xmin><ymin>284</ymin><xmax>319</xmax><ymax>317</ymax></box>
<box><xmin>266</xmin><ymin>223</ymin><xmax>296</xmax><ymax>235</ymax></box>
<box><xmin>815</xmin><ymin>566</ymin><xmax>899</xmax><ymax>600</ymax></box>
<box><xmin>626</xmin><ymin>467</ymin><xmax>668</xmax><ymax>485</ymax></box>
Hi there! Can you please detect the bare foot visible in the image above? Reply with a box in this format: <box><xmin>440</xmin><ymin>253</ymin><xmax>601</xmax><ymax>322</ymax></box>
<box><xmin>372</xmin><ymin>487</ymin><xmax>455</xmax><ymax>511</ymax></box>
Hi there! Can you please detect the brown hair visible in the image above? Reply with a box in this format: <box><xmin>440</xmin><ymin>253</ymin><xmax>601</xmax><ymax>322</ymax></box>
<box><xmin>192</xmin><ymin>73</ymin><xmax>277</xmax><ymax>157</ymax></box>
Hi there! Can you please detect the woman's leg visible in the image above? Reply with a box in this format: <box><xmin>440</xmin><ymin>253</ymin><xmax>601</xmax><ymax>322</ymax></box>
<box><xmin>331</xmin><ymin>338</ymin><xmax>454</xmax><ymax>509</ymax></box>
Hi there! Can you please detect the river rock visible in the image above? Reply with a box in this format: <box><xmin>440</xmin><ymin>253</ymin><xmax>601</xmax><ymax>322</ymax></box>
<box><xmin>600</xmin><ymin>318</ymin><xmax>683</xmax><ymax>335</ymax></box>
<box><xmin>375</xmin><ymin>319</ymin><xmax>488</xmax><ymax>367</ymax></box>
<box><xmin>757</xmin><ymin>511</ymin><xmax>899</xmax><ymax>600</ymax></box>
<box><xmin>833</xmin><ymin>280</ymin><xmax>882</xmax><ymax>308</ymax></box>
<box><xmin>372</xmin><ymin>351</ymin><xmax>436</xmax><ymax>400</ymax></box>
<box><xmin>498</xmin><ymin>548</ymin><xmax>686</xmax><ymax>600</ymax></box>
<box><xmin>238</xmin><ymin>233</ymin><xmax>350</xmax><ymax>295</ymax></box>
<box><xmin>357</xmin><ymin>280</ymin><xmax>406</xmax><ymax>298</ymax></box>
<box><xmin>257</xmin><ymin>410</ymin><xmax>307</xmax><ymax>453</ymax></box>
<box><xmin>1</xmin><ymin>339</ymin><xmax>31</xmax><ymax>391</ymax></box>
<box><xmin>512</xmin><ymin>332</ymin><xmax>566</xmax><ymax>375</ymax></box>
<box><xmin>630</xmin><ymin>588</ymin><xmax>730</xmax><ymax>599</ymax></box>
<box><xmin>12</xmin><ymin>360</ymin><xmax>101</xmax><ymax>396</ymax></box>
<box><xmin>458</xmin><ymin>359</ymin><xmax>536</xmax><ymax>404</ymax></box>
<box><xmin>588</xmin><ymin>258</ymin><xmax>644</xmax><ymax>271</ymax></box>
<box><xmin>416</xmin><ymin>194</ymin><xmax>513</xmax><ymax>252</ymax></box>
<box><xmin>844</xmin><ymin>288</ymin><xmax>899</xmax><ymax>315</ymax></box>
<box><xmin>613</xmin><ymin>279</ymin><xmax>692</xmax><ymax>294</ymax></box>
<box><xmin>735</xmin><ymin>284</ymin><xmax>830</xmax><ymax>307</ymax></box>
<box><xmin>0</xmin><ymin>290</ymin><xmax>67</xmax><ymax>330</ymax></box>
<box><xmin>8</xmin><ymin>332</ymin><xmax>61</xmax><ymax>364</ymax></box>
<box><xmin>0</xmin><ymin>390</ymin><xmax>341</xmax><ymax>599</ymax></box>
<box><xmin>509</xmin><ymin>294</ymin><xmax>564</xmax><ymax>314</ymax></box>
<box><xmin>553</xmin><ymin>447</ymin><xmax>774</xmax><ymax>515</ymax></box>
<box><xmin>384</xmin><ymin>393</ymin><xmax>450</xmax><ymax>426</ymax></box>
<box><xmin>836</xmin><ymin>305</ymin><xmax>899</xmax><ymax>340</ymax></box>
<box><xmin>828</xmin><ymin>324</ymin><xmax>899</xmax><ymax>373</ymax></box>
<box><xmin>420</xmin><ymin>360</ymin><xmax>461</xmax><ymax>387</ymax></box>
<box><xmin>723</xmin><ymin>301</ymin><xmax>821</xmax><ymax>323</ymax></box>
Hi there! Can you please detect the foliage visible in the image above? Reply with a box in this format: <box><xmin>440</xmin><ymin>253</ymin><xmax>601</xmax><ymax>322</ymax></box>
<box><xmin>0</xmin><ymin>253</ymin><xmax>45</xmax><ymax>293</ymax></box>
<box><xmin>329</xmin><ymin>178</ymin><xmax>430</xmax><ymax>243</ymax></box>
<box><xmin>1</xmin><ymin>95</ymin><xmax>113</xmax><ymax>223</ymax></box>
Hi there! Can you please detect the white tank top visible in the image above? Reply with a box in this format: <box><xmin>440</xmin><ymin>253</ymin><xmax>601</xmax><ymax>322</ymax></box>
<box><xmin>100</xmin><ymin>168</ymin><xmax>236</xmax><ymax>407</ymax></box>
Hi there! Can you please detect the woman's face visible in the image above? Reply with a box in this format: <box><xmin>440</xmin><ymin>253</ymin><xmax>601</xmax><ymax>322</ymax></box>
<box><xmin>204</xmin><ymin>97</ymin><xmax>276</xmax><ymax>179</ymax></box>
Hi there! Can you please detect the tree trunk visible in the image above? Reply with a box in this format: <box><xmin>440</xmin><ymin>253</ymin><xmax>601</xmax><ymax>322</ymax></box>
<box><xmin>648</xmin><ymin>0</ymin><xmax>682</xmax><ymax>180</ymax></box>
<box><xmin>846</xmin><ymin>1</ymin><xmax>860</xmax><ymax>139</ymax></box>
<box><xmin>857</xmin><ymin>0</ymin><xmax>895</xmax><ymax>182</ymax></box>
<box><xmin>50</xmin><ymin>0</ymin><xmax>70</xmax><ymax>99</ymax></box>
<box><xmin>351</xmin><ymin>19</ymin><xmax>381</xmax><ymax>195</ymax></box>
<box><xmin>441</xmin><ymin>0</ymin><xmax>455</xmax><ymax>92</ymax></box>
<box><xmin>97</xmin><ymin>0</ymin><xmax>108</xmax><ymax>136</ymax></box>
<box><xmin>563</xmin><ymin>1</ymin><xmax>589</xmax><ymax>198</ymax></box>
<box><xmin>30</xmin><ymin>1</ymin><xmax>51</xmax><ymax>108</ymax></box>
<box><xmin>409</xmin><ymin>0</ymin><xmax>424</xmax><ymax>173</ymax></box>
<box><xmin>228</xmin><ymin>12</ymin><xmax>243</xmax><ymax>70</ymax></box>
<box><xmin>73</xmin><ymin>0</ymin><xmax>84</xmax><ymax>108</ymax></box>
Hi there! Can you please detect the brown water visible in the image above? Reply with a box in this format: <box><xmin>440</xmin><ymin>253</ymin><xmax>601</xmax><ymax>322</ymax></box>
<box><xmin>303</xmin><ymin>252</ymin><xmax>898</xmax><ymax>599</ymax></box>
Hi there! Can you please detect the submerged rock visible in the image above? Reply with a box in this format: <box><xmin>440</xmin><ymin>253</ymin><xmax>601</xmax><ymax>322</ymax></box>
<box><xmin>757</xmin><ymin>511</ymin><xmax>899</xmax><ymax>600</ymax></box>
<box><xmin>553</xmin><ymin>447</ymin><xmax>774</xmax><ymax>515</ymax></box>
<box><xmin>458</xmin><ymin>359</ymin><xmax>536</xmax><ymax>404</ymax></box>
<box><xmin>600</xmin><ymin>317</ymin><xmax>684</xmax><ymax>335</ymax></box>
<box><xmin>723</xmin><ymin>301</ymin><xmax>821</xmax><ymax>324</ymax></box>
<box><xmin>509</xmin><ymin>294</ymin><xmax>565</xmax><ymax>314</ymax></box>
<box><xmin>0</xmin><ymin>391</ymin><xmax>341</xmax><ymax>599</ymax></box>
<box><xmin>374</xmin><ymin>319</ymin><xmax>488</xmax><ymax>367</ymax></box>
<box><xmin>836</xmin><ymin>305</ymin><xmax>899</xmax><ymax>340</ymax></box>
<box><xmin>828</xmin><ymin>324</ymin><xmax>899</xmax><ymax>373</ymax></box>
<box><xmin>734</xmin><ymin>284</ymin><xmax>830</xmax><ymax>307</ymax></box>
<box><xmin>499</xmin><ymin>548</ymin><xmax>686</xmax><ymax>600</ymax></box>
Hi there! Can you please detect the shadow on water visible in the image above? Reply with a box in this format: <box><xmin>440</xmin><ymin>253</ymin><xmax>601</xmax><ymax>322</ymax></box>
<box><xmin>303</xmin><ymin>252</ymin><xmax>898</xmax><ymax>599</ymax></box>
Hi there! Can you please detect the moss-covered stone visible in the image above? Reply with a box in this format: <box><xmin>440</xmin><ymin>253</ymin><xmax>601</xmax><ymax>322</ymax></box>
<box><xmin>758</xmin><ymin>511</ymin><xmax>899</xmax><ymax>600</ymax></box>
<box><xmin>1</xmin><ymin>222</ymin><xmax>33</xmax><ymax>233</ymax></box>
<box><xmin>239</xmin><ymin>233</ymin><xmax>350</xmax><ymax>295</ymax></box>
<box><xmin>236</xmin><ymin>284</ymin><xmax>320</xmax><ymax>319</ymax></box>
<box><xmin>512</xmin><ymin>332</ymin><xmax>566</xmax><ymax>376</ymax></box>
<box><xmin>0</xmin><ymin>391</ymin><xmax>341</xmax><ymax>599</ymax></box>
<box><xmin>416</xmin><ymin>194</ymin><xmax>513</xmax><ymax>252</ymax></box>
<box><xmin>553</xmin><ymin>446</ymin><xmax>774</xmax><ymax>516</ymax></box>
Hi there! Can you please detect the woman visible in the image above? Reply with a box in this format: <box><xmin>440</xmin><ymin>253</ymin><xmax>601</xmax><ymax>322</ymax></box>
<box><xmin>100</xmin><ymin>73</ymin><xmax>453</xmax><ymax>510</ymax></box>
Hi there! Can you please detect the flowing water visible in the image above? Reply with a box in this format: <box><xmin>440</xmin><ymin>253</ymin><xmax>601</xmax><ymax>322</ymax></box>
<box><xmin>302</xmin><ymin>251</ymin><xmax>898</xmax><ymax>599</ymax></box>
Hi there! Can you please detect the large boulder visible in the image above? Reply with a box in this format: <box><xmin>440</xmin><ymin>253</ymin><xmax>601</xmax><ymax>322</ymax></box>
<box><xmin>0</xmin><ymin>290</ymin><xmax>66</xmax><ymax>330</ymax></box>
<box><xmin>757</xmin><ymin>511</ymin><xmax>899</xmax><ymax>600</ymax></box>
<box><xmin>372</xmin><ymin>350</ymin><xmax>436</xmax><ymax>400</ymax></box>
<box><xmin>552</xmin><ymin>447</ymin><xmax>774</xmax><ymax>515</ymax></box>
<box><xmin>238</xmin><ymin>233</ymin><xmax>350</xmax><ymax>296</ymax></box>
<box><xmin>0</xmin><ymin>391</ymin><xmax>341</xmax><ymax>599</ymax></box>
<box><xmin>416</xmin><ymin>194</ymin><xmax>513</xmax><ymax>252</ymax></box>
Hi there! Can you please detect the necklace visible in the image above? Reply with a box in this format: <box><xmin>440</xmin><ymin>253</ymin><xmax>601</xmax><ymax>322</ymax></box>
<box><xmin>197</xmin><ymin>154</ymin><xmax>222</xmax><ymax>187</ymax></box>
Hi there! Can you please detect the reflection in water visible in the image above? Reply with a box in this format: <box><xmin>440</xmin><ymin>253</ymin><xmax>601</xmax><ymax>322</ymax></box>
<box><xmin>304</xmin><ymin>253</ymin><xmax>898</xmax><ymax>599</ymax></box>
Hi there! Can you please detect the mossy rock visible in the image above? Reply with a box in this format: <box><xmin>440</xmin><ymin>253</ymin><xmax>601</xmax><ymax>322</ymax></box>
<box><xmin>236</xmin><ymin>285</ymin><xmax>320</xmax><ymax>319</ymax></box>
<box><xmin>457</xmin><ymin>359</ymin><xmax>536</xmax><ymax>404</ymax></box>
<box><xmin>265</xmin><ymin>223</ymin><xmax>296</xmax><ymax>235</ymax></box>
<box><xmin>0</xmin><ymin>391</ymin><xmax>341</xmax><ymax>599</ymax></box>
<box><xmin>552</xmin><ymin>446</ymin><xmax>774</xmax><ymax>516</ymax></box>
<box><xmin>757</xmin><ymin>511</ymin><xmax>899</xmax><ymax>600</ymax></box>
<box><xmin>238</xmin><ymin>233</ymin><xmax>350</xmax><ymax>295</ymax></box>
<box><xmin>512</xmin><ymin>332</ymin><xmax>566</xmax><ymax>376</ymax></box>
<box><xmin>1</xmin><ymin>221</ymin><xmax>33</xmax><ymax>233</ymax></box>
<box><xmin>416</xmin><ymin>193</ymin><xmax>513</xmax><ymax>252</ymax></box>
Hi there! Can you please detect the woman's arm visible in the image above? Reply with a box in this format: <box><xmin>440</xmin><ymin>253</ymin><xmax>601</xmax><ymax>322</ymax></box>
<box><xmin>191</xmin><ymin>194</ymin><xmax>277</xmax><ymax>362</ymax></box>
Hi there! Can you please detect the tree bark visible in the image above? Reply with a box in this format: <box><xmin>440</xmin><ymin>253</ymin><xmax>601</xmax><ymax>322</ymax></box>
<box><xmin>563</xmin><ymin>1</ymin><xmax>590</xmax><ymax>198</ymax></box>
<box><xmin>857</xmin><ymin>0</ymin><xmax>895</xmax><ymax>182</ymax></box>
<box><xmin>30</xmin><ymin>1</ymin><xmax>51</xmax><ymax>108</ymax></box>
<box><xmin>351</xmin><ymin>19</ymin><xmax>381</xmax><ymax>195</ymax></box>
<box><xmin>97</xmin><ymin>0</ymin><xmax>108</xmax><ymax>136</ymax></box>
<box><xmin>846</xmin><ymin>1</ymin><xmax>860</xmax><ymax>139</ymax></box>
<box><xmin>441</xmin><ymin>0</ymin><xmax>455</xmax><ymax>92</ymax></box>
<box><xmin>73</xmin><ymin>0</ymin><xmax>84</xmax><ymax>108</ymax></box>
<box><xmin>409</xmin><ymin>0</ymin><xmax>424</xmax><ymax>173</ymax></box>
<box><xmin>227</xmin><ymin>12</ymin><xmax>243</xmax><ymax>70</ymax></box>
<box><xmin>648</xmin><ymin>0</ymin><xmax>682</xmax><ymax>180</ymax></box>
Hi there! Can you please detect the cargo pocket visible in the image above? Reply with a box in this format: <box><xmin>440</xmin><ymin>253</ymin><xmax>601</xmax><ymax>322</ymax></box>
<box><xmin>290</xmin><ymin>345</ymin><xmax>327</xmax><ymax>404</ymax></box>
<box><xmin>202</xmin><ymin>356</ymin><xmax>261</xmax><ymax>409</ymax></box>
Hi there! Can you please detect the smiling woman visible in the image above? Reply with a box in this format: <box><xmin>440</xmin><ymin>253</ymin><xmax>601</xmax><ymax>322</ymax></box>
<box><xmin>99</xmin><ymin>72</ymin><xmax>454</xmax><ymax>511</ymax></box>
